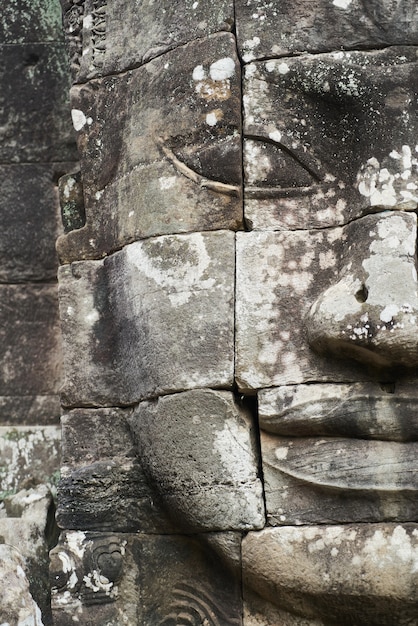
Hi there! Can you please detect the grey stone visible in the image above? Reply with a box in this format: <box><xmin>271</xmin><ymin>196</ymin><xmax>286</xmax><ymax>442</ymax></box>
<box><xmin>0</xmin><ymin>395</ymin><xmax>61</xmax><ymax>427</ymax></box>
<box><xmin>61</xmin><ymin>0</ymin><xmax>234</xmax><ymax>82</ymax></box>
<box><xmin>242</xmin><ymin>48</ymin><xmax>418</xmax><ymax>230</ymax></box>
<box><xmin>57</xmin><ymin>408</ymin><xmax>175</xmax><ymax>533</ymax></box>
<box><xmin>51</xmin><ymin>531</ymin><xmax>242</xmax><ymax>625</ymax></box>
<box><xmin>57</xmin><ymin>34</ymin><xmax>242</xmax><ymax>262</ymax></box>
<box><xmin>0</xmin><ymin>485</ymin><xmax>58</xmax><ymax>625</ymax></box>
<box><xmin>236</xmin><ymin>0</ymin><xmax>418</xmax><ymax>60</ymax></box>
<box><xmin>0</xmin><ymin>164</ymin><xmax>70</xmax><ymax>282</ymax></box>
<box><xmin>0</xmin><ymin>284</ymin><xmax>62</xmax><ymax>397</ymax></box>
<box><xmin>0</xmin><ymin>43</ymin><xmax>77</xmax><ymax>163</ymax></box>
<box><xmin>0</xmin><ymin>426</ymin><xmax>60</xmax><ymax>498</ymax></box>
<box><xmin>242</xmin><ymin>524</ymin><xmax>418</xmax><ymax>625</ymax></box>
<box><xmin>261</xmin><ymin>430</ymin><xmax>418</xmax><ymax>525</ymax></box>
<box><xmin>0</xmin><ymin>545</ymin><xmax>44</xmax><ymax>625</ymax></box>
<box><xmin>236</xmin><ymin>212</ymin><xmax>418</xmax><ymax>390</ymax></box>
<box><xmin>59</xmin><ymin>231</ymin><xmax>235</xmax><ymax>406</ymax></box>
<box><xmin>306</xmin><ymin>212</ymin><xmax>418</xmax><ymax>369</ymax></box>
<box><xmin>1</xmin><ymin>0</ymin><xmax>64</xmax><ymax>44</ymax></box>
<box><xmin>129</xmin><ymin>389</ymin><xmax>265</xmax><ymax>532</ymax></box>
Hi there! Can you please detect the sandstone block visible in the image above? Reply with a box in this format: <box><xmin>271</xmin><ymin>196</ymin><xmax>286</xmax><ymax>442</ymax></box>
<box><xmin>0</xmin><ymin>164</ymin><xmax>68</xmax><ymax>282</ymax></box>
<box><xmin>0</xmin><ymin>43</ymin><xmax>77</xmax><ymax>163</ymax></box>
<box><xmin>242</xmin><ymin>48</ymin><xmax>418</xmax><ymax>230</ymax></box>
<box><xmin>236</xmin><ymin>212</ymin><xmax>418</xmax><ymax>389</ymax></box>
<box><xmin>0</xmin><ymin>426</ymin><xmax>60</xmax><ymax>498</ymax></box>
<box><xmin>0</xmin><ymin>284</ymin><xmax>62</xmax><ymax>397</ymax></box>
<box><xmin>57</xmin><ymin>408</ymin><xmax>174</xmax><ymax>533</ymax></box>
<box><xmin>59</xmin><ymin>231</ymin><xmax>235</xmax><ymax>406</ymax></box>
<box><xmin>236</xmin><ymin>1</ymin><xmax>418</xmax><ymax>60</ymax></box>
<box><xmin>51</xmin><ymin>531</ymin><xmax>242</xmax><ymax>625</ymax></box>
<box><xmin>61</xmin><ymin>0</ymin><xmax>234</xmax><ymax>81</ymax></box>
<box><xmin>129</xmin><ymin>389</ymin><xmax>265</xmax><ymax>532</ymax></box>
<box><xmin>57</xmin><ymin>34</ymin><xmax>242</xmax><ymax>262</ymax></box>
<box><xmin>242</xmin><ymin>524</ymin><xmax>418</xmax><ymax>625</ymax></box>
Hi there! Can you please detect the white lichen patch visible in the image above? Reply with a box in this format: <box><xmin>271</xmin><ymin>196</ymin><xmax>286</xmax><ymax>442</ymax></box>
<box><xmin>71</xmin><ymin>109</ymin><xmax>87</xmax><ymax>132</ymax></box>
<box><xmin>192</xmin><ymin>60</ymin><xmax>233</xmax><ymax>101</ymax></box>
<box><xmin>357</xmin><ymin>146</ymin><xmax>418</xmax><ymax>209</ymax></box>
<box><xmin>126</xmin><ymin>234</ymin><xmax>216</xmax><ymax>307</ymax></box>
<box><xmin>209</xmin><ymin>57</ymin><xmax>235</xmax><ymax>81</ymax></box>
<box><xmin>333</xmin><ymin>0</ymin><xmax>352</xmax><ymax>8</ymax></box>
<box><xmin>242</xmin><ymin>37</ymin><xmax>261</xmax><ymax>63</ymax></box>
<box><xmin>67</xmin><ymin>531</ymin><xmax>86</xmax><ymax>560</ymax></box>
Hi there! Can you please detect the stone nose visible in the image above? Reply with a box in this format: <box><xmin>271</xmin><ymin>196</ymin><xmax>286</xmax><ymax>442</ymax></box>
<box><xmin>305</xmin><ymin>211</ymin><xmax>418</xmax><ymax>370</ymax></box>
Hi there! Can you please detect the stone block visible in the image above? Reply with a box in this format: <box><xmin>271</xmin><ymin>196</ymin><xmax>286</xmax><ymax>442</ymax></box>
<box><xmin>1</xmin><ymin>0</ymin><xmax>64</xmax><ymax>44</ymax></box>
<box><xmin>57</xmin><ymin>34</ymin><xmax>242</xmax><ymax>262</ymax></box>
<box><xmin>0</xmin><ymin>426</ymin><xmax>61</xmax><ymax>498</ymax></box>
<box><xmin>59</xmin><ymin>231</ymin><xmax>235</xmax><ymax>406</ymax></box>
<box><xmin>129</xmin><ymin>389</ymin><xmax>265</xmax><ymax>532</ymax></box>
<box><xmin>51</xmin><ymin>531</ymin><xmax>242</xmax><ymax>625</ymax></box>
<box><xmin>0</xmin><ymin>545</ymin><xmax>44</xmax><ymax>625</ymax></box>
<box><xmin>57</xmin><ymin>408</ymin><xmax>175</xmax><ymax>533</ymax></box>
<box><xmin>61</xmin><ymin>0</ymin><xmax>234</xmax><ymax>81</ymax></box>
<box><xmin>242</xmin><ymin>48</ymin><xmax>418</xmax><ymax>230</ymax></box>
<box><xmin>235</xmin><ymin>0</ymin><xmax>418</xmax><ymax>60</ymax></box>
<box><xmin>0</xmin><ymin>395</ymin><xmax>61</xmax><ymax>427</ymax></box>
<box><xmin>0</xmin><ymin>485</ymin><xmax>58</xmax><ymax>624</ymax></box>
<box><xmin>0</xmin><ymin>43</ymin><xmax>77</xmax><ymax>163</ymax></box>
<box><xmin>236</xmin><ymin>212</ymin><xmax>418</xmax><ymax>390</ymax></box>
<box><xmin>242</xmin><ymin>524</ymin><xmax>418</xmax><ymax>625</ymax></box>
<box><xmin>0</xmin><ymin>164</ymin><xmax>69</xmax><ymax>282</ymax></box>
<box><xmin>0</xmin><ymin>284</ymin><xmax>62</xmax><ymax>397</ymax></box>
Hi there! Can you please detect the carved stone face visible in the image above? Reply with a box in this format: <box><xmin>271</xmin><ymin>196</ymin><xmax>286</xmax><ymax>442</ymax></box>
<box><xmin>57</xmin><ymin>1</ymin><xmax>418</xmax><ymax>624</ymax></box>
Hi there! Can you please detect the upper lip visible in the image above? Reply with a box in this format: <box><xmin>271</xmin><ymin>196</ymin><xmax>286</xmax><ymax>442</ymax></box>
<box><xmin>258</xmin><ymin>383</ymin><xmax>418</xmax><ymax>442</ymax></box>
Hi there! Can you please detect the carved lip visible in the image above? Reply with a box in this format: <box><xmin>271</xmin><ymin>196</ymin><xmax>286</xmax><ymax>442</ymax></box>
<box><xmin>262</xmin><ymin>434</ymin><xmax>418</xmax><ymax>493</ymax></box>
<box><xmin>258</xmin><ymin>384</ymin><xmax>418</xmax><ymax>442</ymax></box>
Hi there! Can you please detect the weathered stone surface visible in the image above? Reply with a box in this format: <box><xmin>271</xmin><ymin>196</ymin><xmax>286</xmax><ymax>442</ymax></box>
<box><xmin>51</xmin><ymin>531</ymin><xmax>242</xmax><ymax>625</ymax></box>
<box><xmin>61</xmin><ymin>0</ymin><xmax>234</xmax><ymax>82</ymax></box>
<box><xmin>0</xmin><ymin>485</ymin><xmax>58</xmax><ymax>625</ymax></box>
<box><xmin>236</xmin><ymin>1</ymin><xmax>418</xmax><ymax>60</ymax></box>
<box><xmin>258</xmin><ymin>381</ymin><xmax>418</xmax><ymax>441</ymax></box>
<box><xmin>243</xmin><ymin>524</ymin><xmax>418</xmax><ymax>625</ymax></box>
<box><xmin>57</xmin><ymin>408</ymin><xmax>175</xmax><ymax>532</ymax></box>
<box><xmin>59</xmin><ymin>231</ymin><xmax>235</xmax><ymax>406</ymax></box>
<box><xmin>236</xmin><ymin>212</ymin><xmax>418</xmax><ymax>390</ymax></box>
<box><xmin>0</xmin><ymin>164</ymin><xmax>69</xmax><ymax>281</ymax></box>
<box><xmin>0</xmin><ymin>284</ymin><xmax>62</xmax><ymax>396</ymax></box>
<box><xmin>261</xmin><ymin>431</ymin><xmax>418</xmax><ymax>525</ymax></box>
<box><xmin>0</xmin><ymin>43</ymin><xmax>77</xmax><ymax>163</ymax></box>
<box><xmin>244</xmin><ymin>590</ymin><xmax>325</xmax><ymax>626</ymax></box>
<box><xmin>306</xmin><ymin>212</ymin><xmax>418</xmax><ymax>369</ymax></box>
<box><xmin>1</xmin><ymin>0</ymin><xmax>64</xmax><ymax>44</ymax></box>
<box><xmin>0</xmin><ymin>545</ymin><xmax>44</xmax><ymax>625</ymax></box>
<box><xmin>0</xmin><ymin>395</ymin><xmax>61</xmax><ymax>427</ymax></box>
<box><xmin>59</xmin><ymin>170</ymin><xmax>85</xmax><ymax>234</ymax></box>
<box><xmin>129</xmin><ymin>389</ymin><xmax>265</xmax><ymax>532</ymax></box>
<box><xmin>57</xmin><ymin>34</ymin><xmax>242</xmax><ymax>262</ymax></box>
<box><xmin>0</xmin><ymin>426</ymin><xmax>60</xmax><ymax>498</ymax></box>
<box><xmin>243</xmin><ymin>48</ymin><xmax>418</xmax><ymax>230</ymax></box>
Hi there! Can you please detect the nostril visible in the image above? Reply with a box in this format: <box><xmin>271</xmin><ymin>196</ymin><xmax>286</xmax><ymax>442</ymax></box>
<box><xmin>355</xmin><ymin>284</ymin><xmax>368</xmax><ymax>303</ymax></box>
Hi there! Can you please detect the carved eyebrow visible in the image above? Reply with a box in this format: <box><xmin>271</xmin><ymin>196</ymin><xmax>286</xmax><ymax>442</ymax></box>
<box><xmin>245</xmin><ymin>133</ymin><xmax>323</xmax><ymax>183</ymax></box>
<box><xmin>158</xmin><ymin>141</ymin><xmax>240</xmax><ymax>198</ymax></box>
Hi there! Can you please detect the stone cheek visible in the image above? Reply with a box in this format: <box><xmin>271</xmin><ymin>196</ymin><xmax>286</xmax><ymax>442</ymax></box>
<box><xmin>129</xmin><ymin>389</ymin><xmax>265</xmax><ymax>532</ymax></box>
<box><xmin>57</xmin><ymin>33</ymin><xmax>242</xmax><ymax>263</ymax></box>
<box><xmin>59</xmin><ymin>231</ymin><xmax>235</xmax><ymax>406</ymax></box>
